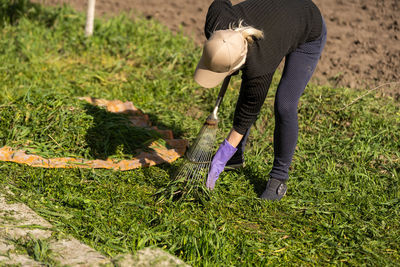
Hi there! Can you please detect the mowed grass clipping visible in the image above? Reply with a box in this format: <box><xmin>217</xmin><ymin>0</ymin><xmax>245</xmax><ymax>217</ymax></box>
<box><xmin>0</xmin><ymin>91</ymin><xmax>166</xmax><ymax>159</ymax></box>
<box><xmin>0</xmin><ymin>1</ymin><xmax>399</xmax><ymax>266</ymax></box>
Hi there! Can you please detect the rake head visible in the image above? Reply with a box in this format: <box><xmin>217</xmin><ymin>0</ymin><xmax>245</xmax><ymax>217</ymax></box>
<box><xmin>172</xmin><ymin>120</ymin><xmax>218</xmax><ymax>185</ymax></box>
<box><xmin>171</xmin><ymin>76</ymin><xmax>231</xmax><ymax>189</ymax></box>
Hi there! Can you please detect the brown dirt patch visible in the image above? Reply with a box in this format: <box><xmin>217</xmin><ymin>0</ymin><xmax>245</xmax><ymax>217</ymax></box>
<box><xmin>34</xmin><ymin>0</ymin><xmax>399</xmax><ymax>98</ymax></box>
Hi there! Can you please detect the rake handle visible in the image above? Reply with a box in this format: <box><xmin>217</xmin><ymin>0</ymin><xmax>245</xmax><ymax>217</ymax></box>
<box><xmin>215</xmin><ymin>75</ymin><xmax>232</xmax><ymax>109</ymax></box>
<box><xmin>207</xmin><ymin>76</ymin><xmax>232</xmax><ymax>124</ymax></box>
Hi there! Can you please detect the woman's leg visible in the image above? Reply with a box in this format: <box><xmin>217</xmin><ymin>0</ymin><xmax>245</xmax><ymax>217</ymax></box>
<box><xmin>269</xmin><ymin>20</ymin><xmax>327</xmax><ymax>181</ymax></box>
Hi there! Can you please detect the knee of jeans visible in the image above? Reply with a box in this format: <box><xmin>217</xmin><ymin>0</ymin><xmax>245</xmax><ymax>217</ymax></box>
<box><xmin>275</xmin><ymin>101</ymin><xmax>298</xmax><ymax>121</ymax></box>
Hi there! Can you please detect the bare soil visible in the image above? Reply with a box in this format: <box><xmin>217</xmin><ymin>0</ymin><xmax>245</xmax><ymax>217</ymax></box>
<box><xmin>34</xmin><ymin>0</ymin><xmax>400</xmax><ymax>98</ymax></box>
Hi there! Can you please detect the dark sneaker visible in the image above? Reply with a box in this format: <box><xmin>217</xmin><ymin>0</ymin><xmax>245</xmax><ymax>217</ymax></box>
<box><xmin>224</xmin><ymin>153</ymin><xmax>244</xmax><ymax>171</ymax></box>
<box><xmin>260</xmin><ymin>178</ymin><xmax>287</xmax><ymax>201</ymax></box>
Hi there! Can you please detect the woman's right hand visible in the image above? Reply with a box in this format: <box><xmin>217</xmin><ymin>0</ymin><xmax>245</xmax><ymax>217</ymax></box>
<box><xmin>206</xmin><ymin>139</ymin><xmax>237</xmax><ymax>190</ymax></box>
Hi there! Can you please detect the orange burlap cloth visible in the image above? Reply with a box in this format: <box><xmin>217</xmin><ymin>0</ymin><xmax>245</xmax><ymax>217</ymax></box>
<box><xmin>0</xmin><ymin>97</ymin><xmax>187</xmax><ymax>171</ymax></box>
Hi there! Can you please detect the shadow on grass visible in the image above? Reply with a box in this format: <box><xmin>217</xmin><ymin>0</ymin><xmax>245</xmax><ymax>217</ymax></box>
<box><xmin>83</xmin><ymin>104</ymin><xmax>168</xmax><ymax>162</ymax></box>
<box><xmin>239</xmin><ymin>167</ymin><xmax>268</xmax><ymax>197</ymax></box>
<box><xmin>0</xmin><ymin>0</ymin><xmax>58</xmax><ymax>27</ymax></box>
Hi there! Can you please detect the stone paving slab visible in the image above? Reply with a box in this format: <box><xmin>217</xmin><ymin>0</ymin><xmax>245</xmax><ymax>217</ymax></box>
<box><xmin>0</xmin><ymin>192</ymin><xmax>190</xmax><ymax>266</ymax></box>
<box><xmin>0</xmin><ymin>193</ymin><xmax>111</xmax><ymax>266</ymax></box>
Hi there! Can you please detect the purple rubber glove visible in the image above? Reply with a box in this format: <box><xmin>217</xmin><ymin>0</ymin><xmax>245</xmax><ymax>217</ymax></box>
<box><xmin>206</xmin><ymin>139</ymin><xmax>237</xmax><ymax>190</ymax></box>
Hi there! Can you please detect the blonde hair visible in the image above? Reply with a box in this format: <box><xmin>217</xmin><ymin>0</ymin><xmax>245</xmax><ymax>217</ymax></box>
<box><xmin>230</xmin><ymin>20</ymin><xmax>264</xmax><ymax>44</ymax></box>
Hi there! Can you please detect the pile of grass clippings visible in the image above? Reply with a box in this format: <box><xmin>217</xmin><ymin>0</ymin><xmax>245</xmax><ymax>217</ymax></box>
<box><xmin>0</xmin><ymin>91</ymin><xmax>164</xmax><ymax>160</ymax></box>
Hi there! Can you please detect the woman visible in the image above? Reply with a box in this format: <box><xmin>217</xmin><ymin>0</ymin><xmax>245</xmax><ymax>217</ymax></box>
<box><xmin>194</xmin><ymin>0</ymin><xmax>327</xmax><ymax>200</ymax></box>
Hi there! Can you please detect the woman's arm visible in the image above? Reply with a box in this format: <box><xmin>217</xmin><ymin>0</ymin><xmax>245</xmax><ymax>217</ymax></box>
<box><xmin>226</xmin><ymin>128</ymin><xmax>244</xmax><ymax>147</ymax></box>
<box><xmin>232</xmin><ymin>73</ymin><xmax>273</xmax><ymax>135</ymax></box>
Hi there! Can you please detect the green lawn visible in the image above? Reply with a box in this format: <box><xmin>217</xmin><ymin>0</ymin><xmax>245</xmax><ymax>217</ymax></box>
<box><xmin>0</xmin><ymin>1</ymin><xmax>399</xmax><ymax>266</ymax></box>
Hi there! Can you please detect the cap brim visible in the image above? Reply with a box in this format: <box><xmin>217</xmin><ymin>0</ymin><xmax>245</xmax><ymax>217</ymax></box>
<box><xmin>194</xmin><ymin>54</ymin><xmax>229</xmax><ymax>88</ymax></box>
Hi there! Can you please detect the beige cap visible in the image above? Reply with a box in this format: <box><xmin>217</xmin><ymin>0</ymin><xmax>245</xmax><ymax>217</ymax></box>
<box><xmin>194</xmin><ymin>30</ymin><xmax>248</xmax><ymax>88</ymax></box>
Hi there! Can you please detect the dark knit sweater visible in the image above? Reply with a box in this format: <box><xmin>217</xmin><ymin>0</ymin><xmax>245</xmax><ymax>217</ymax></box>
<box><xmin>204</xmin><ymin>0</ymin><xmax>323</xmax><ymax>134</ymax></box>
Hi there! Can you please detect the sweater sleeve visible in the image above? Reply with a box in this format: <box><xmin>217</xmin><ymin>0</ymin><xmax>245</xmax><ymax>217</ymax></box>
<box><xmin>204</xmin><ymin>0</ymin><xmax>235</xmax><ymax>39</ymax></box>
<box><xmin>233</xmin><ymin>73</ymin><xmax>273</xmax><ymax>135</ymax></box>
